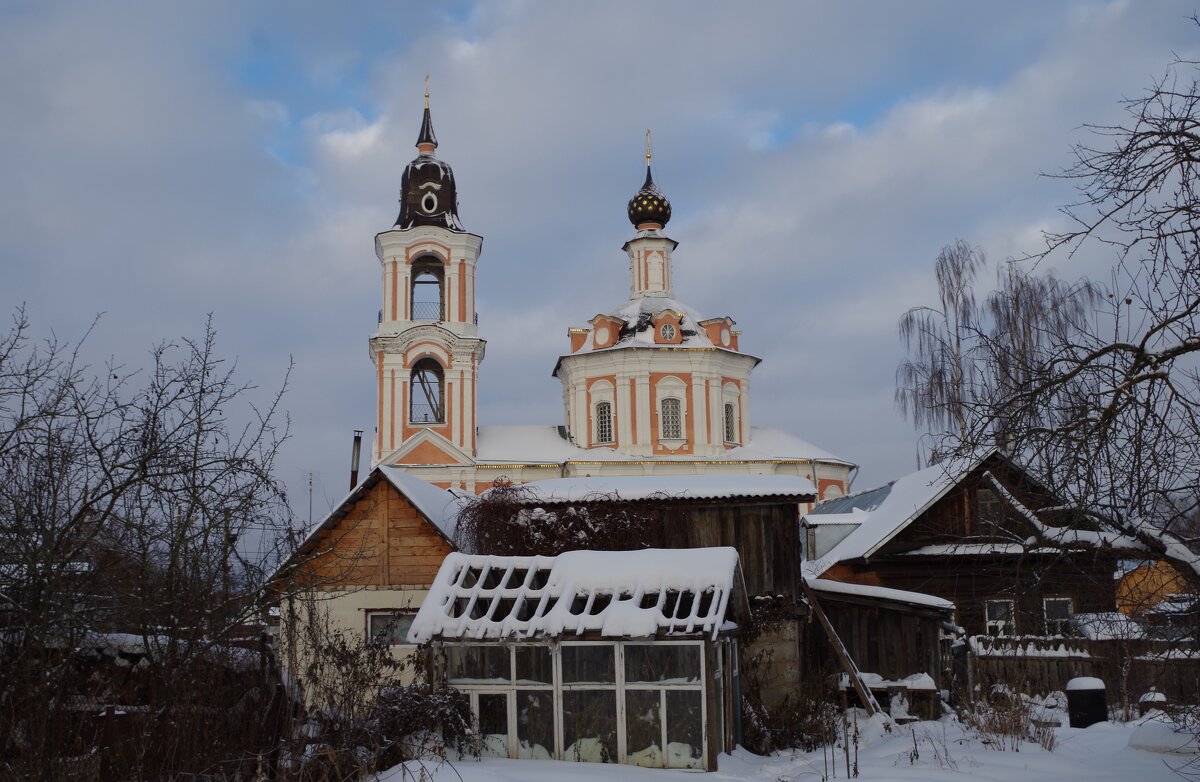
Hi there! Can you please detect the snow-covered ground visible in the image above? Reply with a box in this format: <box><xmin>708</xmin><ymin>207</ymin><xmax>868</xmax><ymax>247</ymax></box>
<box><xmin>380</xmin><ymin>714</ymin><xmax>1198</xmax><ymax>781</ymax></box>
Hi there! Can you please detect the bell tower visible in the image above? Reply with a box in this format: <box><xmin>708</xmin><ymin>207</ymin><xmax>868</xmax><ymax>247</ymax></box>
<box><xmin>370</xmin><ymin>82</ymin><xmax>485</xmax><ymax>467</ymax></box>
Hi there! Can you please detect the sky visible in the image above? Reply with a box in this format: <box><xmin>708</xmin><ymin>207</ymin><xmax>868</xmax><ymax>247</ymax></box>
<box><xmin>3</xmin><ymin>0</ymin><xmax>1199</xmax><ymax>523</ymax></box>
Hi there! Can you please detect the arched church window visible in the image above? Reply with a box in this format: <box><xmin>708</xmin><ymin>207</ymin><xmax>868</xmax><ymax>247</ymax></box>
<box><xmin>660</xmin><ymin>397</ymin><xmax>682</xmax><ymax>440</ymax></box>
<box><xmin>410</xmin><ymin>258</ymin><xmax>444</xmax><ymax>321</ymax></box>
<box><xmin>724</xmin><ymin>403</ymin><xmax>738</xmax><ymax>444</ymax></box>
<box><xmin>409</xmin><ymin>357</ymin><xmax>444</xmax><ymax>424</ymax></box>
<box><xmin>595</xmin><ymin>401</ymin><xmax>613</xmax><ymax>444</ymax></box>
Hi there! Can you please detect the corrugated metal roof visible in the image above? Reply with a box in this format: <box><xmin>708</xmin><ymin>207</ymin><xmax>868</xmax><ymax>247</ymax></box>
<box><xmin>490</xmin><ymin>474</ymin><xmax>817</xmax><ymax>505</ymax></box>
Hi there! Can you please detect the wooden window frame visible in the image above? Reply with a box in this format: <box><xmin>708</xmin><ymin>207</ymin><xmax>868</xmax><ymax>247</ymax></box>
<box><xmin>1043</xmin><ymin>597</ymin><xmax>1074</xmax><ymax>636</ymax></box>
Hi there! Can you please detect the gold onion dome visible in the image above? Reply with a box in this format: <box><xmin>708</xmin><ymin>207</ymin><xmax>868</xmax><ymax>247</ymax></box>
<box><xmin>627</xmin><ymin>130</ymin><xmax>671</xmax><ymax>228</ymax></box>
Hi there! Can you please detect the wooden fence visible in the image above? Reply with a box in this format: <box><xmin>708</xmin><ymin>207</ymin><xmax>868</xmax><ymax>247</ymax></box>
<box><xmin>962</xmin><ymin>635</ymin><xmax>1200</xmax><ymax>711</ymax></box>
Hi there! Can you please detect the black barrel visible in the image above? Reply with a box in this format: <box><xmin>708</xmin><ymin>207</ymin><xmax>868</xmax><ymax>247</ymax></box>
<box><xmin>1066</xmin><ymin>677</ymin><xmax>1107</xmax><ymax>728</ymax></box>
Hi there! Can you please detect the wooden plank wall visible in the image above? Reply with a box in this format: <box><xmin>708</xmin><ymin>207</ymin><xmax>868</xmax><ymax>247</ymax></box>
<box><xmin>666</xmin><ymin>503</ymin><xmax>799</xmax><ymax>598</ymax></box>
<box><xmin>300</xmin><ymin>478</ymin><xmax>454</xmax><ymax>588</ymax></box>
<box><xmin>813</xmin><ymin>595</ymin><xmax>946</xmax><ymax>686</ymax></box>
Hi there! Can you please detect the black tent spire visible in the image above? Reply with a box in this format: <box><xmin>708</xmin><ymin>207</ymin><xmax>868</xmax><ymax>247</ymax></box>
<box><xmin>417</xmin><ymin>74</ymin><xmax>437</xmax><ymax>151</ymax></box>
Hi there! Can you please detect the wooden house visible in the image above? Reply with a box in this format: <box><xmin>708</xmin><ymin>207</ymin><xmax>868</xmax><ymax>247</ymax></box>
<box><xmin>271</xmin><ymin>466</ymin><xmax>467</xmax><ymax>692</ymax></box>
<box><xmin>803</xmin><ymin>450</ymin><xmax>1142</xmax><ymax>638</ymax></box>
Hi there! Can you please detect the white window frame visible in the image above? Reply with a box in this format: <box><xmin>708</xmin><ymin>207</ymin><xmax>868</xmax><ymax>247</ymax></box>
<box><xmin>723</xmin><ymin>403</ymin><xmax>737</xmax><ymax>444</ymax></box>
<box><xmin>442</xmin><ymin>640</ymin><xmax>707</xmax><ymax>768</ymax></box>
<box><xmin>660</xmin><ymin>397</ymin><xmax>683</xmax><ymax>440</ymax></box>
<box><xmin>365</xmin><ymin>610</ymin><xmax>417</xmax><ymax>646</ymax></box>
<box><xmin>985</xmin><ymin>599</ymin><xmax>1016</xmax><ymax>636</ymax></box>
<box><xmin>595</xmin><ymin>401</ymin><xmax>614</xmax><ymax>445</ymax></box>
<box><xmin>721</xmin><ymin>382</ymin><xmax>741</xmax><ymax>445</ymax></box>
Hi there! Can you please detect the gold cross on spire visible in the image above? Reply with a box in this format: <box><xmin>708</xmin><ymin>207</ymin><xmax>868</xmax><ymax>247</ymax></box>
<box><xmin>424</xmin><ymin>74</ymin><xmax>430</xmax><ymax>109</ymax></box>
<box><xmin>645</xmin><ymin>128</ymin><xmax>652</xmax><ymax>166</ymax></box>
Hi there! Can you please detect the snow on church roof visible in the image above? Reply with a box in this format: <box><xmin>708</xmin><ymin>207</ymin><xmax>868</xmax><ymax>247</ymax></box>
<box><xmin>474</xmin><ymin>424</ymin><xmax>852</xmax><ymax>466</ymax></box>
<box><xmin>496</xmin><ymin>474</ymin><xmax>816</xmax><ymax>505</ymax></box>
<box><xmin>407</xmin><ymin>547</ymin><xmax>740</xmax><ymax>643</ymax></box>
<box><xmin>573</xmin><ymin>296</ymin><xmax>722</xmax><ymax>355</ymax></box>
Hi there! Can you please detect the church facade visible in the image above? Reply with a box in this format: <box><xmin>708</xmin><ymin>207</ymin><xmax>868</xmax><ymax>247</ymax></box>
<box><xmin>368</xmin><ymin>99</ymin><xmax>854</xmax><ymax>500</ymax></box>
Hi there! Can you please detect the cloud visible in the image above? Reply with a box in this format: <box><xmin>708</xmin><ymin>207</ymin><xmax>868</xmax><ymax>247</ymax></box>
<box><xmin>3</xmin><ymin>0</ymin><xmax>1198</xmax><ymax>510</ymax></box>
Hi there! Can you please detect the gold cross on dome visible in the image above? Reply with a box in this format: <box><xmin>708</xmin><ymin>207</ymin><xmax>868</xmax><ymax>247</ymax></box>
<box><xmin>424</xmin><ymin>74</ymin><xmax>430</xmax><ymax>109</ymax></box>
<box><xmin>645</xmin><ymin>128</ymin><xmax>652</xmax><ymax>165</ymax></box>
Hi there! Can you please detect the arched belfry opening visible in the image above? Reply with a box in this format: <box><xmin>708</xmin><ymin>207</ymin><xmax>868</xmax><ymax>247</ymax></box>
<box><xmin>409</xmin><ymin>357</ymin><xmax>445</xmax><ymax>424</ymax></box>
<box><xmin>411</xmin><ymin>257</ymin><xmax>444</xmax><ymax>321</ymax></box>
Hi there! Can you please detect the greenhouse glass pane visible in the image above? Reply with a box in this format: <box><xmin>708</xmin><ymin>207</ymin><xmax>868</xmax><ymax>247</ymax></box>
<box><xmin>516</xmin><ymin>690</ymin><xmax>554</xmax><ymax>760</ymax></box>
<box><xmin>561</xmin><ymin>644</ymin><xmax>614</xmax><ymax>684</ymax></box>
<box><xmin>624</xmin><ymin>644</ymin><xmax>701</xmax><ymax>684</ymax></box>
<box><xmin>665</xmin><ymin>690</ymin><xmax>703</xmax><ymax>769</ymax></box>
<box><xmin>562</xmin><ymin>690</ymin><xmax>616</xmax><ymax>763</ymax></box>
<box><xmin>446</xmin><ymin>645</ymin><xmax>510</xmax><ymax>683</ymax></box>
<box><xmin>624</xmin><ymin>689</ymin><xmax>663</xmax><ymax>767</ymax></box>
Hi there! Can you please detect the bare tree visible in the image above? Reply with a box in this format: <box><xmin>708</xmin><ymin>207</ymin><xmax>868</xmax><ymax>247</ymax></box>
<box><xmin>0</xmin><ymin>308</ymin><xmax>295</xmax><ymax>780</ymax></box>
<box><xmin>897</xmin><ymin>52</ymin><xmax>1200</xmax><ymax>597</ymax></box>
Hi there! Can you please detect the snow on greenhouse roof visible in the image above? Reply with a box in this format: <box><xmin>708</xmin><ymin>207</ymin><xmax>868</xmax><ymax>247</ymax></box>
<box><xmin>473</xmin><ymin>424</ymin><xmax>851</xmax><ymax>466</ymax></box>
<box><xmin>407</xmin><ymin>547</ymin><xmax>740</xmax><ymax>643</ymax></box>
<box><xmin>492</xmin><ymin>474</ymin><xmax>817</xmax><ymax>505</ymax></box>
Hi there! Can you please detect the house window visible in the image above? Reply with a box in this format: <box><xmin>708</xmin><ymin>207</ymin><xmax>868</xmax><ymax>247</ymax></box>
<box><xmin>595</xmin><ymin>401</ymin><xmax>613</xmax><ymax>444</ymax></box>
<box><xmin>977</xmin><ymin>488</ymin><xmax>1004</xmax><ymax>524</ymax></box>
<box><xmin>1044</xmin><ymin>597</ymin><xmax>1074</xmax><ymax>636</ymax></box>
<box><xmin>410</xmin><ymin>357</ymin><xmax>445</xmax><ymax>423</ymax></box>
<box><xmin>367</xmin><ymin>611</ymin><xmax>416</xmax><ymax>645</ymax></box>
<box><xmin>723</xmin><ymin>403</ymin><xmax>737</xmax><ymax>444</ymax></box>
<box><xmin>985</xmin><ymin>599</ymin><xmax>1015</xmax><ymax>636</ymax></box>
<box><xmin>660</xmin><ymin>397</ymin><xmax>682</xmax><ymax>440</ymax></box>
<box><xmin>410</xmin><ymin>257</ymin><xmax>444</xmax><ymax>321</ymax></box>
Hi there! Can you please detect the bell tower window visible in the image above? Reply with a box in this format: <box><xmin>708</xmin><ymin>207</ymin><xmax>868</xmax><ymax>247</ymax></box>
<box><xmin>660</xmin><ymin>397</ymin><xmax>682</xmax><ymax>440</ymax></box>
<box><xmin>409</xmin><ymin>357</ymin><xmax>445</xmax><ymax>424</ymax></box>
<box><xmin>411</xmin><ymin>258</ymin><xmax>444</xmax><ymax>321</ymax></box>
<box><xmin>595</xmin><ymin>402</ymin><xmax>613</xmax><ymax>444</ymax></box>
<box><xmin>723</xmin><ymin>403</ymin><xmax>737</xmax><ymax>444</ymax></box>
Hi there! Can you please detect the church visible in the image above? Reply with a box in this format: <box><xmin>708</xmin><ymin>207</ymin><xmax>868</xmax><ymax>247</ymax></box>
<box><xmin>368</xmin><ymin>93</ymin><xmax>854</xmax><ymax>499</ymax></box>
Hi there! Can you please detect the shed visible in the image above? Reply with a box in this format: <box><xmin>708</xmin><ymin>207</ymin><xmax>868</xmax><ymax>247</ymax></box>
<box><xmin>408</xmin><ymin>547</ymin><xmax>747</xmax><ymax>770</ymax></box>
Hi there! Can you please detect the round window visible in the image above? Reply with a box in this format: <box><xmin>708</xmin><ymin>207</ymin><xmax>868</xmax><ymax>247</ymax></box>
<box><xmin>595</xmin><ymin>326</ymin><xmax>610</xmax><ymax>345</ymax></box>
<box><xmin>660</xmin><ymin>323</ymin><xmax>677</xmax><ymax>341</ymax></box>
<box><xmin>720</xmin><ymin>328</ymin><xmax>730</xmax><ymax>347</ymax></box>
<box><xmin>421</xmin><ymin>192</ymin><xmax>438</xmax><ymax>213</ymax></box>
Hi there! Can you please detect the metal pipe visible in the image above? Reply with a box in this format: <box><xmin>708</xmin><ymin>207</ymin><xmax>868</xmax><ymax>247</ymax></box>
<box><xmin>350</xmin><ymin>429</ymin><xmax>363</xmax><ymax>490</ymax></box>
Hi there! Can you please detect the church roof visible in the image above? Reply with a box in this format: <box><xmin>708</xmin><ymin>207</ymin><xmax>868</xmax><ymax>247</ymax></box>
<box><xmin>474</xmin><ymin>424</ymin><xmax>851</xmax><ymax>466</ymax></box>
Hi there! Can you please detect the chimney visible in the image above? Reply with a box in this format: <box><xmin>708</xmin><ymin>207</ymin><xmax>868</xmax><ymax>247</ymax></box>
<box><xmin>350</xmin><ymin>429</ymin><xmax>363</xmax><ymax>490</ymax></box>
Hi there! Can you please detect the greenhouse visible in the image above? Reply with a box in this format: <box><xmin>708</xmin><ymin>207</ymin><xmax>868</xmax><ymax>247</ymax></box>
<box><xmin>407</xmin><ymin>548</ymin><xmax>746</xmax><ymax>770</ymax></box>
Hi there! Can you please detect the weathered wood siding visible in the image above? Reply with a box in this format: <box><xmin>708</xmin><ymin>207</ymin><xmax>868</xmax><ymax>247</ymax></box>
<box><xmin>298</xmin><ymin>478</ymin><xmax>454</xmax><ymax>588</ymax></box>
<box><xmin>662</xmin><ymin>502</ymin><xmax>800</xmax><ymax>598</ymax></box>
<box><xmin>835</xmin><ymin>458</ymin><xmax>1119</xmax><ymax>637</ymax></box>
<box><xmin>810</xmin><ymin>594</ymin><xmax>946</xmax><ymax>686</ymax></box>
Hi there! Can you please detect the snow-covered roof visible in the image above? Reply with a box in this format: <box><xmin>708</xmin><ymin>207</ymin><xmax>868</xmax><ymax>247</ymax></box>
<box><xmin>474</xmin><ymin>424</ymin><xmax>852</xmax><ymax>467</ymax></box>
<box><xmin>1071</xmin><ymin>612</ymin><xmax>1146</xmax><ymax>640</ymax></box>
<box><xmin>568</xmin><ymin>296</ymin><xmax>730</xmax><ymax>356</ymax></box>
<box><xmin>804</xmin><ymin>451</ymin><xmax>994</xmax><ymax>571</ymax></box>
<box><xmin>492</xmin><ymin>474</ymin><xmax>816</xmax><ymax>505</ymax></box>
<box><xmin>279</xmin><ymin>467</ymin><xmax>467</xmax><ymax>577</ymax></box>
<box><xmin>407</xmin><ymin>547</ymin><xmax>741</xmax><ymax>643</ymax></box>
<box><xmin>378</xmin><ymin>466</ymin><xmax>468</xmax><ymax>540</ymax></box>
<box><xmin>806</xmin><ymin>577</ymin><xmax>955</xmax><ymax>611</ymax></box>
